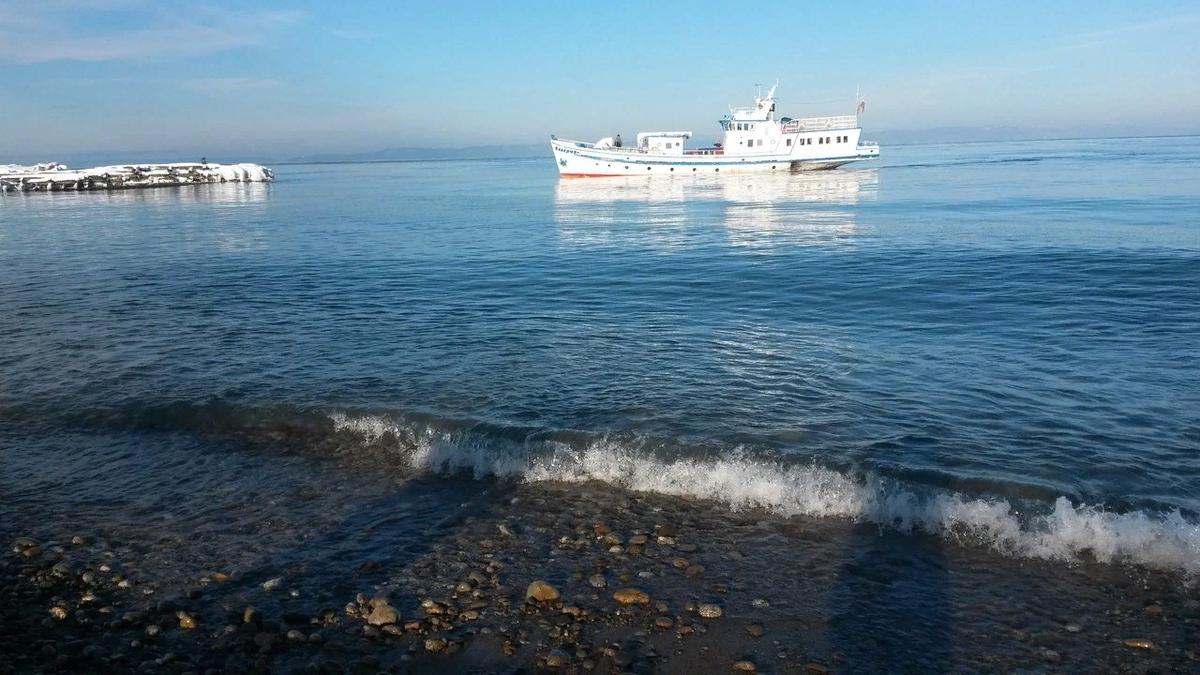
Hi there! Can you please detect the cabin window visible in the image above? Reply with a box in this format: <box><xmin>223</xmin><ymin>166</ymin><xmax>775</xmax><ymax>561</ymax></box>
<box><xmin>819</xmin><ymin>137</ymin><xmax>823</xmax><ymax>144</ymax></box>
<box><xmin>665</xmin><ymin>142</ymin><xmax>672</xmax><ymax>149</ymax></box>
<box><xmin>757</xmin><ymin>139</ymin><xmax>763</xmax><ymax>146</ymax></box>
<box><xmin>827</xmin><ymin>137</ymin><xmax>831</xmax><ymax>144</ymax></box>
<box><xmin>786</xmin><ymin>139</ymin><xmax>792</xmax><ymax>146</ymax></box>
<box><xmin>750</xmin><ymin>124</ymin><xmax>755</xmax><ymax>130</ymax></box>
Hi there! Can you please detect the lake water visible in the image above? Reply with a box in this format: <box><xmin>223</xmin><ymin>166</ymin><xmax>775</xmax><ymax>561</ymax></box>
<box><xmin>2</xmin><ymin>137</ymin><xmax>1199</xmax><ymax>672</ymax></box>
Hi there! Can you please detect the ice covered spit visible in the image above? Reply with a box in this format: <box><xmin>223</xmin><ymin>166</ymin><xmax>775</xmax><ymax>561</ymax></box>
<box><xmin>1</xmin><ymin>161</ymin><xmax>274</xmax><ymax>192</ymax></box>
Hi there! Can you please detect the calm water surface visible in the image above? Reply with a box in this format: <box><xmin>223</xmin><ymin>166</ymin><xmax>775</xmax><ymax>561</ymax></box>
<box><xmin>1</xmin><ymin>137</ymin><xmax>1198</xmax><ymax>573</ymax></box>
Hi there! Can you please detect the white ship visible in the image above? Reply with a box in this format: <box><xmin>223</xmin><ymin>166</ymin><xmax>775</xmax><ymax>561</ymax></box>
<box><xmin>550</xmin><ymin>85</ymin><xmax>879</xmax><ymax>177</ymax></box>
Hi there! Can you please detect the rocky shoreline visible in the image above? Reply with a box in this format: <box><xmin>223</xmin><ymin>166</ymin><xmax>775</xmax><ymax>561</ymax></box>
<box><xmin>0</xmin><ymin>162</ymin><xmax>272</xmax><ymax>192</ymax></box>
<box><xmin>3</xmin><ymin>479</ymin><xmax>1199</xmax><ymax>675</ymax></box>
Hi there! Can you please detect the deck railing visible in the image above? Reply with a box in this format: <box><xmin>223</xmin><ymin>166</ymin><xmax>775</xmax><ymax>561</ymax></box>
<box><xmin>563</xmin><ymin>140</ymin><xmax>651</xmax><ymax>153</ymax></box>
<box><xmin>779</xmin><ymin>115</ymin><xmax>859</xmax><ymax>133</ymax></box>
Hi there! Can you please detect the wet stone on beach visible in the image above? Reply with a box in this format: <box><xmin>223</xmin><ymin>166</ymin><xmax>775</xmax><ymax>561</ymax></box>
<box><xmin>698</xmin><ymin>604</ymin><xmax>723</xmax><ymax>618</ymax></box>
<box><xmin>527</xmin><ymin>580</ymin><xmax>560</xmax><ymax>602</ymax></box>
<box><xmin>614</xmin><ymin>588</ymin><xmax>651</xmax><ymax>605</ymax></box>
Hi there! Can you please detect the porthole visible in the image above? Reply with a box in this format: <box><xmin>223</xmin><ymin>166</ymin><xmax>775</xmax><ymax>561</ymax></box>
<box><xmin>715</xmin><ymin>168</ymin><xmax>719</xmax><ymax>172</ymax></box>
<box><xmin>772</xmin><ymin>165</ymin><xmax>776</xmax><ymax>170</ymax></box>
<box><xmin>647</xmin><ymin>166</ymin><xmax>651</xmax><ymax>171</ymax></box>
<box><xmin>670</xmin><ymin>167</ymin><xmax>674</xmax><ymax>172</ymax></box>
<box><xmin>692</xmin><ymin>168</ymin><xmax>696</xmax><ymax>172</ymax></box>
<box><xmin>624</xmin><ymin>166</ymin><xmax>628</xmax><ymax>169</ymax></box>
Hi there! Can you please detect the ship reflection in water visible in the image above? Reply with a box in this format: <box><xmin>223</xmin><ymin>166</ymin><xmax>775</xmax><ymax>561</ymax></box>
<box><xmin>553</xmin><ymin>169</ymin><xmax>877</xmax><ymax>252</ymax></box>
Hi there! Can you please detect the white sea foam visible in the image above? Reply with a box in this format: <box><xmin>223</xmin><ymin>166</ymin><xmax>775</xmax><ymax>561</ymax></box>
<box><xmin>329</xmin><ymin>412</ymin><xmax>1200</xmax><ymax>573</ymax></box>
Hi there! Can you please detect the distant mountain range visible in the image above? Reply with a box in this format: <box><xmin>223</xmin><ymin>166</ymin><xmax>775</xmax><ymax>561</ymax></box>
<box><xmin>286</xmin><ymin>144</ymin><xmax>549</xmax><ymax>163</ymax></box>
<box><xmin>867</xmin><ymin>126</ymin><xmax>1121</xmax><ymax>145</ymax></box>
<box><xmin>280</xmin><ymin>128</ymin><xmax>1196</xmax><ymax>164</ymax></box>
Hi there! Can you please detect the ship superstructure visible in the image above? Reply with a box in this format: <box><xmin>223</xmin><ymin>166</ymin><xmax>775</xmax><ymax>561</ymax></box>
<box><xmin>550</xmin><ymin>85</ymin><xmax>879</xmax><ymax>177</ymax></box>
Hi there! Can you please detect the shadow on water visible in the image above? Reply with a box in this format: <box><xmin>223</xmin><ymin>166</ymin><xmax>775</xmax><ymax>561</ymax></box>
<box><xmin>0</xmin><ymin>410</ymin><xmax>522</xmax><ymax>673</ymax></box>
<box><xmin>826</xmin><ymin>524</ymin><xmax>952</xmax><ymax>674</ymax></box>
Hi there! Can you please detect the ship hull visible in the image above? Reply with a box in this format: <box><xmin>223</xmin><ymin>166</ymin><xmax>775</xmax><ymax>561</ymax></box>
<box><xmin>551</xmin><ymin>139</ymin><xmax>878</xmax><ymax>177</ymax></box>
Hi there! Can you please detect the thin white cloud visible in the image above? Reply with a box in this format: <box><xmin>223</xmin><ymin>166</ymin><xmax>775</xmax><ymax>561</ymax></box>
<box><xmin>0</xmin><ymin>4</ymin><xmax>305</xmax><ymax>63</ymax></box>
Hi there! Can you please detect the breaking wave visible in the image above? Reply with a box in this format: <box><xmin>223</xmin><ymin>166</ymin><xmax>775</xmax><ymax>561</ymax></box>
<box><xmin>331</xmin><ymin>411</ymin><xmax>1200</xmax><ymax>574</ymax></box>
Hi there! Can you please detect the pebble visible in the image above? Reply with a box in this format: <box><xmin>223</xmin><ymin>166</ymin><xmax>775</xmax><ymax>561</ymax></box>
<box><xmin>261</xmin><ymin>577</ymin><xmax>283</xmax><ymax>591</ymax></box>
<box><xmin>803</xmin><ymin>664</ymin><xmax>830</xmax><ymax>674</ymax></box>
<box><xmin>286</xmin><ymin>629</ymin><xmax>306</xmax><ymax>642</ymax></box>
<box><xmin>733</xmin><ymin>660</ymin><xmax>757</xmax><ymax>672</ymax></box>
<box><xmin>677</xmin><ymin>543</ymin><xmax>698</xmax><ymax>553</ymax></box>
<box><xmin>1144</xmin><ymin>603</ymin><xmax>1163</xmax><ymax>615</ymax></box>
<box><xmin>589</xmin><ymin>574</ymin><xmax>607</xmax><ymax>589</ymax></box>
<box><xmin>629</xmin><ymin>535</ymin><xmax>648</xmax><ymax>546</ymax></box>
<box><xmin>698</xmin><ymin>604</ymin><xmax>722</xmax><ymax>618</ymax></box>
<box><xmin>686</xmin><ymin>564</ymin><xmax>705</xmax><ymax>577</ymax></box>
<box><xmin>49</xmin><ymin>606</ymin><xmax>68</xmax><ymax>620</ymax></box>
<box><xmin>367</xmin><ymin>600</ymin><xmax>400</xmax><ymax>626</ymax></box>
<box><xmin>655</xmin><ymin>616</ymin><xmax>675</xmax><ymax>629</ymax></box>
<box><xmin>751</xmin><ymin>598</ymin><xmax>770</xmax><ymax>609</ymax></box>
<box><xmin>746</xmin><ymin>623</ymin><xmax>765</xmax><ymax>638</ymax></box>
<box><xmin>546</xmin><ymin>649</ymin><xmax>571</xmax><ymax>667</ymax></box>
<box><xmin>1122</xmin><ymin>638</ymin><xmax>1154</xmax><ymax>650</ymax></box>
<box><xmin>1064</xmin><ymin>622</ymin><xmax>1082</xmax><ymax>633</ymax></box>
<box><xmin>527</xmin><ymin>580</ymin><xmax>560</xmax><ymax>602</ymax></box>
<box><xmin>614</xmin><ymin>588</ymin><xmax>651</xmax><ymax>605</ymax></box>
<box><xmin>425</xmin><ymin>637</ymin><xmax>448</xmax><ymax>653</ymax></box>
<box><xmin>144</xmin><ymin>625</ymin><xmax>162</xmax><ymax>638</ymax></box>
<box><xmin>177</xmin><ymin>612</ymin><xmax>197</xmax><ymax>629</ymax></box>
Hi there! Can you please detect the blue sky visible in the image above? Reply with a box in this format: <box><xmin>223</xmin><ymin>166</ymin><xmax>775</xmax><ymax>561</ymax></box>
<box><xmin>1</xmin><ymin>0</ymin><xmax>1198</xmax><ymax>160</ymax></box>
